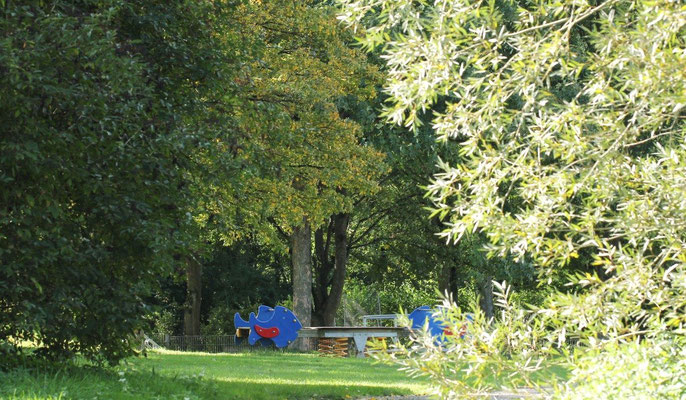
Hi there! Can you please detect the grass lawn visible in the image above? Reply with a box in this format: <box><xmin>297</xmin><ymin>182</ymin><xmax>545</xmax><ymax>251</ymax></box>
<box><xmin>0</xmin><ymin>350</ymin><xmax>431</xmax><ymax>400</ymax></box>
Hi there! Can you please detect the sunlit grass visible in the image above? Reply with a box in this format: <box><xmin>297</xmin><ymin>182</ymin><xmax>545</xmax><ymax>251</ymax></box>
<box><xmin>0</xmin><ymin>350</ymin><xmax>431</xmax><ymax>400</ymax></box>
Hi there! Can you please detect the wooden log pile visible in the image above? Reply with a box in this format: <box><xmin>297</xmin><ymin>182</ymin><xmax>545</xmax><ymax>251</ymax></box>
<box><xmin>317</xmin><ymin>338</ymin><xmax>349</xmax><ymax>357</ymax></box>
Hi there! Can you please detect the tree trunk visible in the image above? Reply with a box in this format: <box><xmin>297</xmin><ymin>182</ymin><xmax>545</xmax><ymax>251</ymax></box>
<box><xmin>438</xmin><ymin>264</ymin><xmax>457</xmax><ymax>300</ymax></box>
<box><xmin>477</xmin><ymin>276</ymin><xmax>494</xmax><ymax>320</ymax></box>
<box><xmin>312</xmin><ymin>214</ymin><xmax>350</xmax><ymax>326</ymax></box>
<box><xmin>321</xmin><ymin>213</ymin><xmax>349</xmax><ymax>325</ymax></box>
<box><xmin>183</xmin><ymin>255</ymin><xmax>202</xmax><ymax>337</ymax></box>
<box><xmin>312</xmin><ymin>219</ymin><xmax>334</xmax><ymax>325</ymax></box>
<box><xmin>291</xmin><ymin>216</ymin><xmax>312</xmax><ymax>351</ymax></box>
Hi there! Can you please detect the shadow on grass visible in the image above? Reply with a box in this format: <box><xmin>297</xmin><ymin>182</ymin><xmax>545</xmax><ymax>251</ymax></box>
<box><xmin>1</xmin><ymin>365</ymin><xmax>210</xmax><ymax>400</ymax></box>
<box><xmin>207</xmin><ymin>378</ymin><xmax>418</xmax><ymax>399</ymax></box>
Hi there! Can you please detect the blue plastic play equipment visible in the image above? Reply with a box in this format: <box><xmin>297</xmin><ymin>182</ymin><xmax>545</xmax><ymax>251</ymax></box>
<box><xmin>408</xmin><ymin>306</ymin><xmax>472</xmax><ymax>343</ymax></box>
<box><xmin>408</xmin><ymin>306</ymin><xmax>446</xmax><ymax>338</ymax></box>
<box><xmin>234</xmin><ymin>305</ymin><xmax>302</xmax><ymax>348</ymax></box>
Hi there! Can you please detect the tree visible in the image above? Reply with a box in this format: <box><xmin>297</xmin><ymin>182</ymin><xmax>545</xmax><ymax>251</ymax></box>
<box><xmin>226</xmin><ymin>0</ymin><xmax>386</xmax><ymax>347</ymax></box>
<box><xmin>342</xmin><ymin>97</ymin><xmax>536</xmax><ymax>318</ymax></box>
<box><xmin>339</xmin><ymin>0</ymin><xmax>685</xmax><ymax>397</ymax></box>
<box><xmin>141</xmin><ymin>0</ymin><xmax>388</xmax><ymax>341</ymax></box>
<box><xmin>0</xmin><ymin>0</ymin><xmax>238</xmax><ymax>364</ymax></box>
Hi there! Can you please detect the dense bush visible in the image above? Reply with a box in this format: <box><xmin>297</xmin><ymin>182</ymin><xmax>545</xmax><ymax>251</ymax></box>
<box><xmin>0</xmin><ymin>0</ymin><xmax>233</xmax><ymax>364</ymax></box>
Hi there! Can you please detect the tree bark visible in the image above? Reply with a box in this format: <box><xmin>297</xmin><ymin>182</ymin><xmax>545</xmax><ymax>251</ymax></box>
<box><xmin>291</xmin><ymin>216</ymin><xmax>313</xmax><ymax>351</ymax></box>
<box><xmin>312</xmin><ymin>219</ymin><xmax>334</xmax><ymax>325</ymax></box>
<box><xmin>183</xmin><ymin>255</ymin><xmax>202</xmax><ymax>337</ymax></box>
<box><xmin>322</xmin><ymin>213</ymin><xmax>349</xmax><ymax>325</ymax></box>
<box><xmin>312</xmin><ymin>213</ymin><xmax>350</xmax><ymax>326</ymax></box>
<box><xmin>477</xmin><ymin>276</ymin><xmax>494</xmax><ymax>320</ymax></box>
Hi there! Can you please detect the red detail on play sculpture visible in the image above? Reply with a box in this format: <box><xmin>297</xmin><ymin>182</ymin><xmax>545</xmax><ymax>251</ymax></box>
<box><xmin>254</xmin><ymin>324</ymin><xmax>280</xmax><ymax>339</ymax></box>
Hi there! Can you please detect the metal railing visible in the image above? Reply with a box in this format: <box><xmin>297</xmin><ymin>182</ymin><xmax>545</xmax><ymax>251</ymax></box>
<box><xmin>148</xmin><ymin>335</ymin><xmax>254</xmax><ymax>353</ymax></box>
<box><xmin>145</xmin><ymin>334</ymin><xmax>319</xmax><ymax>353</ymax></box>
<box><xmin>361</xmin><ymin>314</ymin><xmax>400</xmax><ymax>327</ymax></box>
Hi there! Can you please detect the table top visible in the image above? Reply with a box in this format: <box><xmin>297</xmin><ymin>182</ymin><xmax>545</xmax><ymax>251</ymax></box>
<box><xmin>304</xmin><ymin>326</ymin><xmax>407</xmax><ymax>330</ymax></box>
<box><xmin>298</xmin><ymin>326</ymin><xmax>411</xmax><ymax>338</ymax></box>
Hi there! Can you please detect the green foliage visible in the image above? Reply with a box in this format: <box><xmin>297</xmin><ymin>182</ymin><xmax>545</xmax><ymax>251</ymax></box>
<box><xmin>346</xmin><ymin>95</ymin><xmax>538</xmax><ymax>309</ymax></box>
<box><xmin>0</xmin><ymin>0</ymin><xmax>235</xmax><ymax>364</ymax></box>
<box><xmin>227</xmin><ymin>0</ymin><xmax>388</xmax><ymax>234</ymax></box>
<box><xmin>146</xmin><ymin>309</ymin><xmax>178</xmax><ymax>338</ymax></box>
<box><xmin>340</xmin><ymin>0</ymin><xmax>686</xmax><ymax>397</ymax></box>
<box><xmin>346</xmin><ymin>120</ymin><xmax>459</xmax><ymax>285</ymax></box>
<box><xmin>561</xmin><ymin>339</ymin><xmax>686</xmax><ymax>399</ymax></box>
<box><xmin>370</xmin><ymin>284</ymin><xmax>569</xmax><ymax>397</ymax></box>
<box><xmin>200</xmin><ymin>240</ymin><xmax>291</xmax><ymax>335</ymax></box>
<box><xmin>340</xmin><ymin>279</ymin><xmax>437</xmax><ymax>324</ymax></box>
<box><xmin>141</xmin><ymin>238</ymin><xmax>292</xmax><ymax>336</ymax></box>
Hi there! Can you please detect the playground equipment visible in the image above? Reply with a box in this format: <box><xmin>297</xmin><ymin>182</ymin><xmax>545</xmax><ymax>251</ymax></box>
<box><xmin>361</xmin><ymin>314</ymin><xmax>398</xmax><ymax>327</ymax></box>
<box><xmin>234</xmin><ymin>305</ymin><xmax>410</xmax><ymax>357</ymax></box>
<box><xmin>233</xmin><ymin>304</ymin><xmax>470</xmax><ymax>356</ymax></box>
<box><xmin>408</xmin><ymin>306</ymin><xmax>448</xmax><ymax>340</ymax></box>
<box><xmin>234</xmin><ymin>305</ymin><xmax>303</xmax><ymax>348</ymax></box>
<box><xmin>407</xmin><ymin>306</ymin><xmax>472</xmax><ymax>342</ymax></box>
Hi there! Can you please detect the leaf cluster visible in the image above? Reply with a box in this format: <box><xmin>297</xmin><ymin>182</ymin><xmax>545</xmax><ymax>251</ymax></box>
<box><xmin>341</xmin><ymin>0</ymin><xmax>686</xmax><ymax>397</ymax></box>
<box><xmin>0</xmin><ymin>0</ymin><xmax>238</xmax><ymax>364</ymax></box>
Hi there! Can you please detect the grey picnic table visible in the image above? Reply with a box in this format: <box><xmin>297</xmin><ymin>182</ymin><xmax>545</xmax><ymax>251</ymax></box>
<box><xmin>298</xmin><ymin>326</ymin><xmax>411</xmax><ymax>357</ymax></box>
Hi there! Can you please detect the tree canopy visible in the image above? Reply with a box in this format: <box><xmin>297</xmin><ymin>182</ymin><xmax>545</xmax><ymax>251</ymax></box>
<box><xmin>6</xmin><ymin>2</ymin><xmax>679</xmax><ymax>390</ymax></box>
<box><xmin>339</xmin><ymin>0</ymin><xmax>685</xmax><ymax>397</ymax></box>
<box><xmin>0</xmin><ymin>0</ymin><xmax>243</xmax><ymax>363</ymax></box>
<box><xmin>0</xmin><ymin>0</ymin><xmax>393</xmax><ymax>361</ymax></box>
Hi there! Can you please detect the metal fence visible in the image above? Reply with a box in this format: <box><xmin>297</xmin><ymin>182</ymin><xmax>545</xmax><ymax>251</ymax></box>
<box><xmin>148</xmin><ymin>335</ymin><xmax>252</xmax><ymax>353</ymax></box>
<box><xmin>145</xmin><ymin>334</ymin><xmax>319</xmax><ymax>353</ymax></box>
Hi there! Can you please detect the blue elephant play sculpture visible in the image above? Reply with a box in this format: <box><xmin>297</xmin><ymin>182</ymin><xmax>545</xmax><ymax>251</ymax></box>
<box><xmin>234</xmin><ymin>305</ymin><xmax>302</xmax><ymax>348</ymax></box>
<box><xmin>408</xmin><ymin>306</ymin><xmax>472</xmax><ymax>343</ymax></box>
